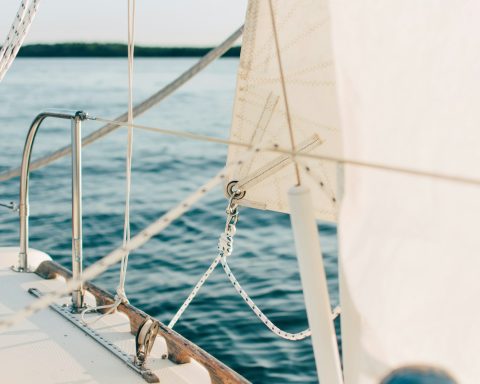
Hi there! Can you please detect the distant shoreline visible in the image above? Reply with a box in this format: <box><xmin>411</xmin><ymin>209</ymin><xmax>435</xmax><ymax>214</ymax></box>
<box><xmin>17</xmin><ymin>43</ymin><xmax>241</xmax><ymax>58</ymax></box>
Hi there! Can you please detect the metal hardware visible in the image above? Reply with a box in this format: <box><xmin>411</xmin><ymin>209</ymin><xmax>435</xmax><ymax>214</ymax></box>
<box><xmin>16</xmin><ymin>110</ymin><xmax>88</xmax><ymax>311</ymax></box>
<box><xmin>28</xmin><ymin>288</ymin><xmax>159</xmax><ymax>383</ymax></box>
<box><xmin>226</xmin><ymin>190</ymin><xmax>241</xmax><ymax>224</ymax></box>
<box><xmin>0</xmin><ymin>201</ymin><xmax>19</xmax><ymax>212</ymax></box>
<box><xmin>220</xmin><ymin>194</ymin><xmax>240</xmax><ymax>257</ymax></box>
<box><xmin>225</xmin><ymin>183</ymin><xmax>243</xmax><ymax>220</ymax></box>
<box><xmin>71</xmin><ymin>114</ymin><xmax>84</xmax><ymax>311</ymax></box>
<box><xmin>225</xmin><ymin>180</ymin><xmax>246</xmax><ymax>201</ymax></box>
<box><xmin>135</xmin><ymin>317</ymin><xmax>160</xmax><ymax>367</ymax></box>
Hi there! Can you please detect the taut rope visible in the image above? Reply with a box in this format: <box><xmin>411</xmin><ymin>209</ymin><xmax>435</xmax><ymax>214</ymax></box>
<box><xmin>117</xmin><ymin>0</ymin><xmax>137</xmax><ymax>304</ymax></box>
<box><xmin>168</xmin><ymin>189</ymin><xmax>340</xmax><ymax>341</ymax></box>
<box><xmin>267</xmin><ymin>0</ymin><xmax>301</xmax><ymax>185</ymax></box>
<box><xmin>0</xmin><ymin>170</ymin><xmax>225</xmax><ymax>331</ymax></box>
<box><xmin>0</xmin><ymin>0</ymin><xmax>41</xmax><ymax>81</ymax></box>
<box><xmin>76</xmin><ymin>117</ymin><xmax>480</xmax><ymax>188</ymax></box>
<box><xmin>0</xmin><ymin>25</ymin><xmax>244</xmax><ymax>182</ymax></box>
<box><xmin>0</xmin><ymin>146</ymin><xmax>259</xmax><ymax>332</ymax></box>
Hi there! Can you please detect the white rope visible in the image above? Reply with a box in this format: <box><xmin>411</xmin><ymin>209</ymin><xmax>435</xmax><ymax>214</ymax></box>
<box><xmin>0</xmin><ymin>0</ymin><xmax>29</xmax><ymax>76</ymax></box>
<box><xmin>80</xmin><ymin>301</ymin><xmax>120</xmax><ymax>325</ymax></box>
<box><xmin>167</xmin><ymin>203</ymin><xmax>239</xmax><ymax>329</ymax></box>
<box><xmin>0</xmin><ymin>0</ymin><xmax>40</xmax><ymax>81</ymax></box>
<box><xmin>88</xmin><ymin>117</ymin><xmax>480</xmax><ymax>188</ymax></box>
<box><xmin>117</xmin><ymin>0</ymin><xmax>136</xmax><ymax>304</ymax></box>
<box><xmin>0</xmin><ymin>0</ymin><xmax>28</xmax><ymax>64</ymax></box>
<box><xmin>82</xmin><ymin>1</ymin><xmax>136</xmax><ymax>319</ymax></box>
<box><xmin>0</xmin><ymin>170</ymin><xmax>226</xmax><ymax>332</ymax></box>
<box><xmin>0</xmin><ymin>145</ymin><xmax>258</xmax><ymax>331</ymax></box>
<box><xmin>168</xmin><ymin>197</ymin><xmax>340</xmax><ymax>341</ymax></box>
<box><xmin>0</xmin><ymin>25</ymin><xmax>244</xmax><ymax>182</ymax></box>
<box><xmin>168</xmin><ymin>254</ymin><xmax>222</xmax><ymax>329</ymax></box>
<box><xmin>220</xmin><ymin>253</ymin><xmax>312</xmax><ymax>341</ymax></box>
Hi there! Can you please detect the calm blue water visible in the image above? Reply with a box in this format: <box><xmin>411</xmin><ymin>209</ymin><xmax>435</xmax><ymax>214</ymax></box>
<box><xmin>0</xmin><ymin>58</ymin><xmax>339</xmax><ymax>383</ymax></box>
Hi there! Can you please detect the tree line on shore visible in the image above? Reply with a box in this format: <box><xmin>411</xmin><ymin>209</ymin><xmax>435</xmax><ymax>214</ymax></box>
<box><xmin>16</xmin><ymin>43</ymin><xmax>241</xmax><ymax>57</ymax></box>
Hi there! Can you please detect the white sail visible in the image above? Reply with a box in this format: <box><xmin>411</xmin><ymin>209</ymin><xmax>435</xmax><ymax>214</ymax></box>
<box><xmin>226</xmin><ymin>0</ymin><xmax>341</xmax><ymax>221</ymax></box>
<box><xmin>330</xmin><ymin>2</ymin><xmax>480</xmax><ymax>383</ymax></box>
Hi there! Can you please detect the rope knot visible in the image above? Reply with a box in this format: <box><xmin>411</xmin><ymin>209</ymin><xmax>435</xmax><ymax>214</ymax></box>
<box><xmin>115</xmin><ymin>287</ymin><xmax>130</xmax><ymax>304</ymax></box>
<box><xmin>218</xmin><ymin>227</ymin><xmax>235</xmax><ymax>256</ymax></box>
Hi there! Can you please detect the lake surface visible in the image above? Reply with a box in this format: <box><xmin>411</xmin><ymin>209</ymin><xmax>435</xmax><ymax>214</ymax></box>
<box><xmin>0</xmin><ymin>58</ymin><xmax>339</xmax><ymax>383</ymax></box>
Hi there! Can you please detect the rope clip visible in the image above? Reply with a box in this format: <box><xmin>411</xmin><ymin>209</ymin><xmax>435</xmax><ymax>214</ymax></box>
<box><xmin>0</xmin><ymin>201</ymin><xmax>19</xmax><ymax>213</ymax></box>
<box><xmin>220</xmin><ymin>190</ymin><xmax>242</xmax><ymax>256</ymax></box>
<box><xmin>225</xmin><ymin>181</ymin><xmax>243</xmax><ymax>220</ymax></box>
<box><xmin>225</xmin><ymin>191</ymin><xmax>241</xmax><ymax>230</ymax></box>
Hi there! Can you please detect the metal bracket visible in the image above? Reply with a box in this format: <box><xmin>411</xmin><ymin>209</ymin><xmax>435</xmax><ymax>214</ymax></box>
<box><xmin>225</xmin><ymin>180</ymin><xmax>246</xmax><ymax>201</ymax></box>
<box><xmin>28</xmin><ymin>288</ymin><xmax>159</xmax><ymax>383</ymax></box>
<box><xmin>0</xmin><ymin>201</ymin><xmax>19</xmax><ymax>212</ymax></box>
<box><xmin>135</xmin><ymin>317</ymin><xmax>160</xmax><ymax>367</ymax></box>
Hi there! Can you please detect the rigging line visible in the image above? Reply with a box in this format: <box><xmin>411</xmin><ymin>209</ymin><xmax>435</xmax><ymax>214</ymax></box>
<box><xmin>0</xmin><ymin>171</ymin><xmax>224</xmax><ymax>332</ymax></box>
<box><xmin>91</xmin><ymin>117</ymin><xmax>480</xmax><ymax>188</ymax></box>
<box><xmin>94</xmin><ymin>117</ymin><xmax>251</xmax><ymax>148</ymax></box>
<box><xmin>0</xmin><ymin>0</ymin><xmax>41</xmax><ymax>81</ymax></box>
<box><xmin>0</xmin><ymin>202</ymin><xmax>18</xmax><ymax>211</ymax></box>
<box><xmin>0</xmin><ymin>25</ymin><xmax>244</xmax><ymax>183</ymax></box>
<box><xmin>0</xmin><ymin>0</ymin><xmax>28</xmax><ymax>63</ymax></box>
<box><xmin>118</xmin><ymin>0</ymin><xmax>136</xmax><ymax>304</ymax></box>
<box><xmin>169</xmin><ymin>197</ymin><xmax>341</xmax><ymax>339</ymax></box>
<box><xmin>267</xmin><ymin>0</ymin><xmax>301</xmax><ymax>185</ymax></box>
<box><xmin>168</xmin><ymin>152</ymin><xmax>249</xmax><ymax>330</ymax></box>
<box><xmin>0</xmin><ymin>0</ymin><xmax>29</xmax><ymax>73</ymax></box>
<box><xmin>0</xmin><ymin>149</ymin><xmax>258</xmax><ymax>332</ymax></box>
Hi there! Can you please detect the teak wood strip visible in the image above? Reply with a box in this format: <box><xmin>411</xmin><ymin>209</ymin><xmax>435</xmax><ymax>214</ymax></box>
<box><xmin>35</xmin><ymin>260</ymin><xmax>250</xmax><ymax>384</ymax></box>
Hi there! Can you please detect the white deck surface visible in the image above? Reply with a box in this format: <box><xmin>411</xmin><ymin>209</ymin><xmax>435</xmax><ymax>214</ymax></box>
<box><xmin>0</xmin><ymin>247</ymin><xmax>211</xmax><ymax>384</ymax></box>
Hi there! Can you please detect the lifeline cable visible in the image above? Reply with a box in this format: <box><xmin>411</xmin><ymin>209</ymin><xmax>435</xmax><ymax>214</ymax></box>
<box><xmin>0</xmin><ymin>147</ymin><xmax>259</xmax><ymax>332</ymax></box>
<box><xmin>0</xmin><ymin>25</ymin><xmax>244</xmax><ymax>182</ymax></box>
<box><xmin>82</xmin><ymin>117</ymin><xmax>480</xmax><ymax>188</ymax></box>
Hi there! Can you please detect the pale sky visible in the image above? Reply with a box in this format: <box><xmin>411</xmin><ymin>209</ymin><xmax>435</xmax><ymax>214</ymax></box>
<box><xmin>1</xmin><ymin>1</ymin><xmax>248</xmax><ymax>46</ymax></box>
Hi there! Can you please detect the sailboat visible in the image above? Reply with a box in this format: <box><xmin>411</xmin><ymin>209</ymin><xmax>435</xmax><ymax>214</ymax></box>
<box><xmin>1</xmin><ymin>0</ymin><xmax>480</xmax><ymax>383</ymax></box>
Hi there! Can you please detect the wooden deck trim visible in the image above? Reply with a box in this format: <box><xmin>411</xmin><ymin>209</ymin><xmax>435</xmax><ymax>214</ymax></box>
<box><xmin>35</xmin><ymin>260</ymin><xmax>250</xmax><ymax>384</ymax></box>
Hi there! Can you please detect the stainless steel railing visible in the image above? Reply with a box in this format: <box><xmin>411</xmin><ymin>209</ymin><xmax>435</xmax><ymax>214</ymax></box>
<box><xmin>15</xmin><ymin>109</ymin><xmax>89</xmax><ymax>311</ymax></box>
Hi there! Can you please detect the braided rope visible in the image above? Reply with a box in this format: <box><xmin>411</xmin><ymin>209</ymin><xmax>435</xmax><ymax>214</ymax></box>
<box><xmin>168</xmin><ymin>254</ymin><xmax>222</xmax><ymax>329</ymax></box>
<box><xmin>169</xmin><ymin>197</ymin><xmax>340</xmax><ymax>341</ymax></box>
<box><xmin>168</xmin><ymin>203</ymin><xmax>239</xmax><ymax>328</ymax></box>
<box><xmin>0</xmin><ymin>0</ymin><xmax>40</xmax><ymax>81</ymax></box>
<box><xmin>219</xmin><ymin>253</ymin><xmax>312</xmax><ymax>341</ymax></box>
<box><xmin>0</xmin><ymin>145</ymin><xmax>258</xmax><ymax>332</ymax></box>
<box><xmin>0</xmin><ymin>170</ymin><xmax>225</xmax><ymax>332</ymax></box>
<box><xmin>0</xmin><ymin>0</ymin><xmax>28</xmax><ymax>62</ymax></box>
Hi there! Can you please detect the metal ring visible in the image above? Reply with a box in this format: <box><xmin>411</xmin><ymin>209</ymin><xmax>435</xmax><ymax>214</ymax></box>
<box><xmin>227</xmin><ymin>195</ymin><xmax>239</xmax><ymax>216</ymax></box>
<box><xmin>225</xmin><ymin>180</ymin><xmax>246</xmax><ymax>200</ymax></box>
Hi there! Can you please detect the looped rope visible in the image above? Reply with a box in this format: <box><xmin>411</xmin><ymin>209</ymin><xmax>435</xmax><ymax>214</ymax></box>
<box><xmin>168</xmin><ymin>196</ymin><xmax>240</xmax><ymax>329</ymax></box>
<box><xmin>219</xmin><ymin>251</ymin><xmax>312</xmax><ymax>341</ymax></box>
<box><xmin>80</xmin><ymin>298</ymin><xmax>122</xmax><ymax>325</ymax></box>
<box><xmin>167</xmin><ymin>195</ymin><xmax>340</xmax><ymax>341</ymax></box>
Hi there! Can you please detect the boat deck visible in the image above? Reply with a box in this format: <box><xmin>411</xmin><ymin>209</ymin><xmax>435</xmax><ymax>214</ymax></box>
<box><xmin>0</xmin><ymin>247</ymin><xmax>244</xmax><ymax>384</ymax></box>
